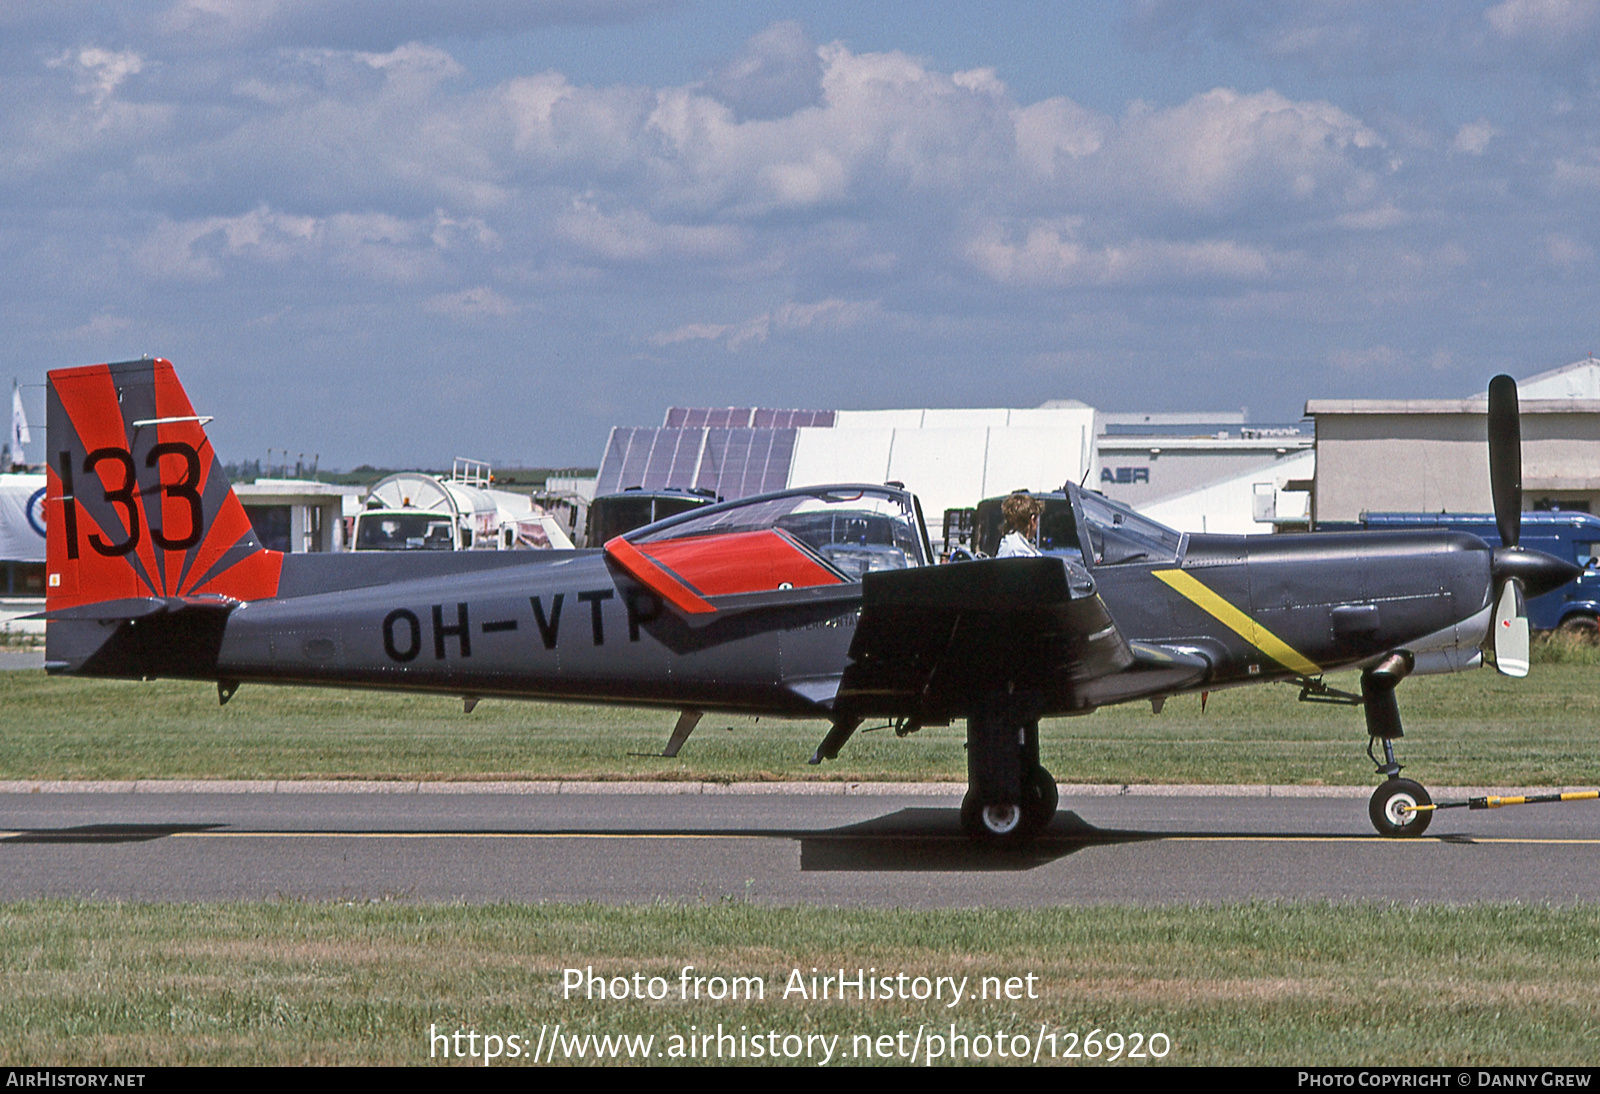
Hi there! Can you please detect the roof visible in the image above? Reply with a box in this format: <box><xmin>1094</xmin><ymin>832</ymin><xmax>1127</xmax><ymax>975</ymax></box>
<box><xmin>233</xmin><ymin>479</ymin><xmax>366</xmax><ymax>501</ymax></box>
<box><xmin>1304</xmin><ymin>398</ymin><xmax>1600</xmax><ymax>415</ymax></box>
<box><xmin>1308</xmin><ymin>357</ymin><xmax>1600</xmax><ymax>415</ymax></box>
<box><xmin>1098</xmin><ymin>436</ymin><xmax>1313</xmax><ymax>453</ymax></box>
<box><xmin>1501</xmin><ymin>357</ymin><xmax>1600</xmax><ymax>399</ymax></box>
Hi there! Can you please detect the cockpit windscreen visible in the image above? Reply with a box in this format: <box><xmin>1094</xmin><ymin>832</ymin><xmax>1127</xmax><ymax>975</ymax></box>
<box><xmin>1076</xmin><ymin>491</ymin><xmax>1184</xmax><ymax>566</ymax></box>
<box><xmin>632</xmin><ymin>487</ymin><xmax>927</xmax><ymax>581</ymax></box>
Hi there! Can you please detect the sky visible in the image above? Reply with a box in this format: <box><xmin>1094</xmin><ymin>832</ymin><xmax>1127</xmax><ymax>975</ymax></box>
<box><xmin>4</xmin><ymin>0</ymin><xmax>1600</xmax><ymax>470</ymax></box>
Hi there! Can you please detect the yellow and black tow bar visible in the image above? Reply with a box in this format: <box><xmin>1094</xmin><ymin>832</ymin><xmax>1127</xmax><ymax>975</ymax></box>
<box><xmin>1402</xmin><ymin>790</ymin><xmax>1600</xmax><ymax>816</ymax></box>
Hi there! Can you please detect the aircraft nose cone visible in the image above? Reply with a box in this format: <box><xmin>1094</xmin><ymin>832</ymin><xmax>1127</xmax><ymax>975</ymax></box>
<box><xmin>1492</xmin><ymin>545</ymin><xmax>1584</xmax><ymax>599</ymax></box>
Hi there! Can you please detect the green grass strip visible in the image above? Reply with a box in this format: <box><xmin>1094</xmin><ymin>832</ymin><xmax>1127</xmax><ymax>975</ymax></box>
<box><xmin>1</xmin><ymin>900</ymin><xmax>1597</xmax><ymax>1066</ymax></box>
<box><xmin>3</xmin><ymin>663</ymin><xmax>1599</xmax><ymax>785</ymax></box>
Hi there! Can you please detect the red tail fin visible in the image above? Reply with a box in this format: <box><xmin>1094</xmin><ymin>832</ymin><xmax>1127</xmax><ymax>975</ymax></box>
<box><xmin>46</xmin><ymin>359</ymin><xmax>281</xmax><ymax>611</ymax></box>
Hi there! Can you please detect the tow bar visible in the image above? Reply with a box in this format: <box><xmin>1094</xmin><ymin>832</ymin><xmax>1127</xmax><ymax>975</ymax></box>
<box><xmin>1403</xmin><ymin>789</ymin><xmax>1600</xmax><ymax>816</ymax></box>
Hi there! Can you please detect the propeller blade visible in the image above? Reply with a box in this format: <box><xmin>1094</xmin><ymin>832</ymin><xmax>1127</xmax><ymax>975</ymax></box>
<box><xmin>1487</xmin><ymin>374</ymin><xmax>1522</xmax><ymax>549</ymax></box>
<box><xmin>1492</xmin><ymin>578</ymin><xmax>1529</xmax><ymax>678</ymax></box>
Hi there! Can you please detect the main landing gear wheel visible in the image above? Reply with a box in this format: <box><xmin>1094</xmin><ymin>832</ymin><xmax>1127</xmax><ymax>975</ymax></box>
<box><xmin>961</xmin><ymin>793</ymin><xmax>1026</xmax><ymax>842</ymax></box>
<box><xmin>961</xmin><ymin>766</ymin><xmax>1058</xmax><ymax>844</ymax></box>
<box><xmin>1369</xmin><ymin>778</ymin><xmax>1432</xmax><ymax>838</ymax></box>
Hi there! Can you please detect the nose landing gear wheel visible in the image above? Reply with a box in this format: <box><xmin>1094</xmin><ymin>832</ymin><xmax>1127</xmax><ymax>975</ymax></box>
<box><xmin>1370</xmin><ymin>778</ymin><xmax>1433</xmax><ymax>837</ymax></box>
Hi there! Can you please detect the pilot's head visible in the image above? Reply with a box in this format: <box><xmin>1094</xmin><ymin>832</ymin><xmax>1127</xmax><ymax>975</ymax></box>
<box><xmin>1001</xmin><ymin>492</ymin><xmax>1042</xmax><ymax>535</ymax></box>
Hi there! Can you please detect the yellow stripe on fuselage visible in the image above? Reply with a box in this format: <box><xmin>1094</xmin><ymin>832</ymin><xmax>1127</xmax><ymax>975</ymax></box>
<box><xmin>1152</xmin><ymin>569</ymin><xmax>1321</xmax><ymax>676</ymax></box>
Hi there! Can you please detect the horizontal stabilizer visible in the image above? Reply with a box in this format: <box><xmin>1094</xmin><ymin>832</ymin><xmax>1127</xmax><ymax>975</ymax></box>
<box><xmin>29</xmin><ymin>595</ymin><xmax>240</xmax><ymax>623</ymax></box>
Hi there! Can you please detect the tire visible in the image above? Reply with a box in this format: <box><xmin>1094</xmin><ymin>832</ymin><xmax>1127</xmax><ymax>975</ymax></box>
<box><xmin>960</xmin><ymin>791</ymin><xmax>1028</xmax><ymax>843</ymax></box>
<box><xmin>1369</xmin><ymin>778</ymin><xmax>1433</xmax><ymax>838</ymax></box>
<box><xmin>1023</xmin><ymin>765</ymin><xmax>1058</xmax><ymax>832</ymax></box>
<box><xmin>961</xmin><ymin>768</ymin><xmax>1057</xmax><ymax>844</ymax></box>
<box><xmin>1558</xmin><ymin>615</ymin><xmax>1600</xmax><ymax>642</ymax></box>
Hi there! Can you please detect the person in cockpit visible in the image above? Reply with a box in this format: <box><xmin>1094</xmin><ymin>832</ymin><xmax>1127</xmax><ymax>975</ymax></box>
<box><xmin>996</xmin><ymin>492</ymin><xmax>1042</xmax><ymax>558</ymax></box>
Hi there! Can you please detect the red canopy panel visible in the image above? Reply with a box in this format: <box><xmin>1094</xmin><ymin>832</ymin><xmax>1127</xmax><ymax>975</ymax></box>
<box><xmin>606</xmin><ymin>529</ymin><xmax>843</xmax><ymax>614</ymax></box>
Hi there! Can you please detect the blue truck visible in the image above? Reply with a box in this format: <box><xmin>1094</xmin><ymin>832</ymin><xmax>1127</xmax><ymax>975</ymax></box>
<box><xmin>1318</xmin><ymin>511</ymin><xmax>1600</xmax><ymax>635</ymax></box>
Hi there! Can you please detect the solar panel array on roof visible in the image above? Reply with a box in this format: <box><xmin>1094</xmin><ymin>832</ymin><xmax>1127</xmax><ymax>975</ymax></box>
<box><xmin>754</xmin><ymin>408</ymin><xmax>835</xmax><ymax>428</ymax></box>
<box><xmin>663</xmin><ymin>407</ymin><xmax>835</xmax><ymax>429</ymax></box>
<box><xmin>664</xmin><ymin>407</ymin><xmax>753</xmax><ymax>428</ymax></box>
<box><xmin>594</xmin><ymin>426</ymin><xmax>804</xmax><ymax>499</ymax></box>
<box><xmin>696</xmin><ymin>427</ymin><xmax>796</xmax><ymax>497</ymax></box>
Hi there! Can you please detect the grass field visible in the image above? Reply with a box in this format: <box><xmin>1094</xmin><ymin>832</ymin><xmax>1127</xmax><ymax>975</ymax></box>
<box><xmin>2</xmin><ymin>658</ymin><xmax>1598</xmax><ymax>786</ymax></box>
<box><xmin>5</xmin><ymin>655</ymin><xmax>1598</xmax><ymax>1067</ymax></box>
<box><xmin>3</xmin><ymin>900</ymin><xmax>1598</xmax><ymax>1066</ymax></box>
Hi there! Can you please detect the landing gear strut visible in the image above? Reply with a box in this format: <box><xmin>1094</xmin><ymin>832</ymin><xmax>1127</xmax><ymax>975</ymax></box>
<box><xmin>1362</xmin><ymin>656</ymin><xmax>1432</xmax><ymax>837</ymax></box>
<box><xmin>960</xmin><ymin>694</ymin><xmax>1057</xmax><ymax>843</ymax></box>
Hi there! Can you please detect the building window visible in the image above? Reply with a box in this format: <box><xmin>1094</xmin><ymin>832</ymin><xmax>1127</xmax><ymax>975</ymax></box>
<box><xmin>3</xmin><ymin>562</ymin><xmax>45</xmax><ymax>596</ymax></box>
<box><xmin>245</xmin><ymin>505</ymin><xmax>293</xmax><ymax>552</ymax></box>
<box><xmin>1532</xmin><ymin>498</ymin><xmax>1593</xmax><ymax>514</ymax></box>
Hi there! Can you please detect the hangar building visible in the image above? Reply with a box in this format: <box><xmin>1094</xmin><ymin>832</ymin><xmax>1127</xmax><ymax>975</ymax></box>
<box><xmin>1306</xmin><ymin>357</ymin><xmax>1600</xmax><ymax>524</ymax></box>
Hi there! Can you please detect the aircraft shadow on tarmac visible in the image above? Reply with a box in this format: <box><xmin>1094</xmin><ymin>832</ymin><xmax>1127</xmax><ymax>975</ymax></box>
<box><xmin>793</xmin><ymin>810</ymin><xmax>1487</xmax><ymax>871</ymax></box>
<box><xmin>796</xmin><ymin>809</ymin><xmax>1154</xmax><ymax>872</ymax></box>
<box><xmin>0</xmin><ymin>823</ymin><xmax>226</xmax><ymax>844</ymax></box>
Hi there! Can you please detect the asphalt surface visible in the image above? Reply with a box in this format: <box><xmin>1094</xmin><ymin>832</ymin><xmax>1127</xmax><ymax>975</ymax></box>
<box><xmin>4</xmin><ymin>784</ymin><xmax>1600</xmax><ymax>905</ymax></box>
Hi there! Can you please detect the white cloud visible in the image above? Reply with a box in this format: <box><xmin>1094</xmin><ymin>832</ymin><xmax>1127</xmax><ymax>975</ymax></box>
<box><xmin>771</xmin><ymin>298</ymin><xmax>880</xmax><ymax>331</ymax></box>
<box><xmin>965</xmin><ymin>218</ymin><xmax>1274</xmax><ymax>286</ymax></box>
<box><xmin>1102</xmin><ymin>89</ymin><xmax>1382</xmax><ymax>212</ymax></box>
<box><xmin>649</xmin><ymin>321</ymin><xmax>736</xmax><ymax>347</ymax></box>
<box><xmin>1328</xmin><ymin>345</ymin><xmax>1408</xmax><ymax>374</ymax></box>
<box><xmin>700</xmin><ymin>20</ymin><xmax>823</xmax><ymax>121</ymax></box>
<box><xmin>424</xmin><ymin>285</ymin><xmax>518</xmax><ymax>318</ymax></box>
<box><xmin>8</xmin><ymin>17</ymin><xmax>1580</xmax><ymax>468</ymax></box>
<box><xmin>0</xmin><ymin>26</ymin><xmax>1421</xmax><ymax>320</ymax></box>
<box><xmin>496</xmin><ymin>49</ymin><xmax>1385</xmax><ymax>244</ymax></box>
<box><xmin>1543</xmin><ymin>232</ymin><xmax>1594</xmax><ymax>269</ymax></box>
<box><xmin>1335</xmin><ymin>203</ymin><xmax>1407</xmax><ymax>231</ymax></box>
<box><xmin>125</xmin><ymin>204</ymin><xmax>502</xmax><ymax>285</ymax></box>
<box><xmin>430</xmin><ymin>211</ymin><xmax>500</xmax><ymax>251</ymax></box>
<box><xmin>59</xmin><ymin>311</ymin><xmax>136</xmax><ymax>342</ymax></box>
<box><xmin>1013</xmin><ymin>97</ymin><xmax>1109</xmax><ymax>176</ymax></box>
<box><xmin>1487</xmin><ymin>0</ymin><xmax>1600</xmax><ymax>44</ymax></box>
<box><xmin>649</xmin><ymin>298</ymin><xmax>881</xmax><ymax>351</ymax></box>
<box><xmin>47</xmin><ymin>47</ymin><xmax>144</xmax><ymax>107</ymax></box>
<box><xmin>555</xmin><ymin>198</ymin><xmax>746</xmax><ymax>263</ymax></box>
<box><xmin>152</xmin><ymin>0</ymin><xmax>676</xmax><ymax>50</ymax></box>
<box><xmin>1552</xmin><ymin>150</ymin><xmax>1600</xmax><ymax>190</ymax></box>
<box><xmin>1453</xmin><ymin>119</ymin><xmax>1498</xmax><ymax>155</ymax></box>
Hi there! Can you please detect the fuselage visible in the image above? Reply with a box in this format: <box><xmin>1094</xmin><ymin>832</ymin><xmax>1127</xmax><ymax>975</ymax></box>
<box><xmin>171</xmin><ymin>526</ymin><xmax>1496</xmax><ymax>718</ymax></box>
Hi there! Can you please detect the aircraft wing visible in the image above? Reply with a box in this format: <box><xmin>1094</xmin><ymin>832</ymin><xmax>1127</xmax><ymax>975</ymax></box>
<box><xmin>834</xmin><ymin>556</ymin><xmax>1209</xmax><ymax>718</ymax></box>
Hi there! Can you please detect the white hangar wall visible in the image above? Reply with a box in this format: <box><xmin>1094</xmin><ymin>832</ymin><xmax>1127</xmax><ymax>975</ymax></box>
<box><xmin>1139</xmin><ymin>449</ymin><xmax>1316</xmax><ymax>535</ymax></box>
<box><xmin>787</xmin><ymin>406</ymin><xmax>1098</xmax><ymax>541</ymax></box>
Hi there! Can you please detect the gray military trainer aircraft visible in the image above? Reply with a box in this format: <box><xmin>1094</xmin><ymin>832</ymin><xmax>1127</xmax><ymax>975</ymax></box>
<box><xmin>40</xmin><ymin>360</ymin><xmax>1579</xmax><ymax>842</ymax></box>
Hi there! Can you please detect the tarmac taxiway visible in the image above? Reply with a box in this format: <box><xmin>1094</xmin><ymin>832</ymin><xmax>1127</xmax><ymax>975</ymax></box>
<box><xmin>3</xmin><ymin>782</ymin><xmax>1598</xmax><ymax>905</ymax></box>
